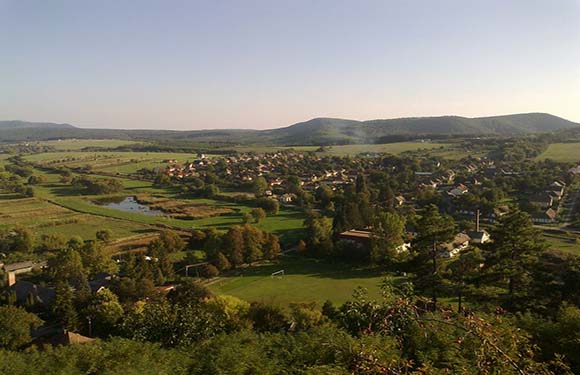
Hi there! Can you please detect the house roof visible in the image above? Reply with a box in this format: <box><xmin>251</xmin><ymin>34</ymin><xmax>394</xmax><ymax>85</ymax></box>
<box><xmin>2</xmin><ymin>260</ymin><xmax>47</xmax><ymax>272</ymax></box>
<box><xmin>467</xmin><ymin>230</ymin><xmax>489</xmax><ymax>241</ymax></box>
<box><xmin>9</xmin><ymin>281</ymin><xmax>55</xmax><ymax>306</ymax></box>
<box><xmin>440</xmin><ymin>233</ymin><xmax>471</xmax><ymax>251</ymax></box>
<box><xmin>339</xmin><ymin>229</ymin><xmax>372</xmax><ymax>240</ymax></box>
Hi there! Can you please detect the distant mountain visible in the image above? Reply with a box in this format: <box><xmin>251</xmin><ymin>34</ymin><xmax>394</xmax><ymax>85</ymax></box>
<box><xmin>0</xmin><ymin>120</ymin><xmax>75</xmax><ymax>130</ymax></box>
<box><xmin>263</xmin><ymin>113</ymin><xmax>579</xmax><ymax>144</ymax></box>
<box><xmin>1</xmin><ymin>113</ymin><xmax>578</xmax><ymax>145</ymax></box>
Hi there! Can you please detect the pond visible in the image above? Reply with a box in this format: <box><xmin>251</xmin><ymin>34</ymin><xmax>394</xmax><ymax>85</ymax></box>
<box><xmin>98</xmin><ymin>196</ymin><xmax>164</xmax><ymax>216</ymax></box>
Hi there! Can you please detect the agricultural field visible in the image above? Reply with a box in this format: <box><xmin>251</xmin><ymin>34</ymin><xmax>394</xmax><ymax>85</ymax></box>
<box><xmin>0</xmin><ymin>197</ymin><xmax>153</xmax><ymax>241</ymax></box>
<box><xmin>211</xmin><ymin>256</ymin><xmax>392</xmax><ymax>305</ymax></box>
<box><xmin>230</xmin><ymin>141</ymin><xmax>452</xmax><ymax>156</ymax></box>
<box><xmin>23</xmin><ymin>151</ymin><xmax>215</xmax><ymax>175</ymax></box>
<box><xmin>537</xmin><ymin>143</ymin><xmax>580</xmax><ymax>163</ymax></box>
<box><xmin>38</xmin><ymin>139</ymin><xmax>141</xmax><ymax>150</ymax></box>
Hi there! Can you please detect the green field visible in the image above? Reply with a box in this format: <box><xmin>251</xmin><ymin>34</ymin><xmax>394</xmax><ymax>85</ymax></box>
<box><xmin>23</xmin><ymin>151</ymin><xmax>219</xmax><ymax>176</ymax></box>
<box><xmin>543</xmin><ymin>230</ymin><xmax>580</xmax><ymax>255</ymax></box>
<box><xmin>537</xmin><ymin>143</ymin><xmax>580</xmax><ymax>163</ymax></box>
<box><xmin>211</xmin><ymin>256</ymin><xmax>391</xmax><ymax>305</ymax></box>
<box><xmin>230</xmin><ymin>142</ymin><xmax>452</xmax><ymax>156</ymax></box>
<box><xmin>39</xmin><ymin>139</ymin><xmax>141</xmax><ymax>150</ymax></box>
<box><xmin>0</xmin><ymin>198</ymin><xmax>153</xmax><ymax>241</ymax></box>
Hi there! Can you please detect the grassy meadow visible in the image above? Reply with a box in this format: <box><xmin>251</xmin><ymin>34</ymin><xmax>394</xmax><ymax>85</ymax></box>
<box><xmin>537</xmin><ymin>143</ymin><xmax>580</xmax><ymax>163</ymax></box>
<box><xmin>40</xmin><ymin>139</ymin><xmax>141</xmax><ymax>150</ymax></box>
<box><xmin>230</xmin><ymin>141</ymin><xmax>452</xmax><ymax>156</ymax></box>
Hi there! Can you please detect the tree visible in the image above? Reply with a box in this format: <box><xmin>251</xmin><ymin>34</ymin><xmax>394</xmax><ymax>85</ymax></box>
<box><xmin>213</xmin><ymin>252</ymin><xmax>231</xmax><ymax>271</ymax></box>
<box><xmin>201</xmin><ymin>264</ymin><xmax>219</xmax><ymax>278</ymax></box>
<box><xmin>262</xmin><ymin>233</ymin><xmax>281</xmax><ymax>260</ymax></box>
<box><xmin>415</xmin><ymin>204</ymin><xmax>456</xmax><ymax>308</ymax></box>
<box><xmin>242</xmin><ymin>225</ymin><xmax>263</xmax><ymax>264</ymax></box>
<box><xmin>446</xmin><ymin>247</ymin><xmax>484</xmax><ymax>312</ymax></box>
<box><xmin>11</xmin><ymin>226</ymin><xmax>35</xmax><ymax>253</ymax></box>
<box><xmin>40</xmin><ymin>233</ymin><xmax>67</xmax><ymax>252</ymax></box>
<box><xmin>168</xmin><ymin>280</ymin><xmax>213</xmax><ymax>306</ymax></box>
<box><xmin>303</xmin><ymin>211</ymin><xmax>333</xmax><ymax>257</ymax></box>
<box><xmin>250</xmin><ymin>207</ymin><xmax>266</xmax><ymax>223</ymax></box>
<box><xmin>86</xmin><ymin>288</ymin><xmax>124</xmax><ymax>336</ymax></box>
<box><xmin>256</xmin><ymin>197</ymin><xmax>279</xmax><ymax>215</ymax></box>
<box><xmin>0</xmin><ymin>306</ymin><xmax>42</xmax><ymax>350</ymax></box>
<box><xmin>223</xmin><ymin>227</ymin><xmax>244</xmax><ymax>267</ymax></box>
<box><xmin>252</xmin><ymin>176</ymin><xmax>268</xmax><ymax>197</ymax></box>
<box><xmin>80</xmin><ymin>241</ymin><xmax>118</xmax><ymax>277</ymax></box>
<box><xmin>488</xmin><ymin>209</ymin><xmax>547</xmax><ymax>309</ymax></box>
<box><xmin>158</xmin><ymin>230</ymin><xmax>186</xmax><ymax>253</ymax></box>
<box><xmin>96</xmin><ymin>229</ymin><xmax>113</xmax><ymax>243</ymax></box>
<box><xmin>52</xmin><ymin>281</ymin><xmax>78</xmax><ymax>330</ymax></box>
<box><xmin>370</xmin><ymin>212</ymin><xmax>406</xmax><ymax>264</ymax></box>
<box><xmin>242</xmin><ymin>212</ymin><xmax>253</xmax><ymax>224</ymax></box>
<box><xmin>49</xmin><ymin>248</ymin><xmax>86</xmax><ymax>281</ymax></box>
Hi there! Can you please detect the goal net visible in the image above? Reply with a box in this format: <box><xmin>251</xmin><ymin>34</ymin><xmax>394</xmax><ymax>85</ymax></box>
<box><xmin>271</xmin><ymin>270</ymin><xmax>284</xmax><ymax>278</ymax></box>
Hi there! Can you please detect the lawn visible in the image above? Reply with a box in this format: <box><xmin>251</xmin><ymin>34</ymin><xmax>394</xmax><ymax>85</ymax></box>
<box><xmin>537</xmin><ymin>143</ymin><xmax>580</xmax><ymax>163</ymax></box>
<box><xmin>543</xmin><ymin>230</ymin><xmax>580</xmax><ymax>255</ymax></box>
<box><xmin>211</xmin><ymin>256</ymin><xmax>392</xmax><ymax>305</ymax></box>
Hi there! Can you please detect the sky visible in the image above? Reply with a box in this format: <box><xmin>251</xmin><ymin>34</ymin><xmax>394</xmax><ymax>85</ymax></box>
<box><xmin>1</xmin><ymin>0</ymin><xmax>579</xmax><ymax>130</ymax></box>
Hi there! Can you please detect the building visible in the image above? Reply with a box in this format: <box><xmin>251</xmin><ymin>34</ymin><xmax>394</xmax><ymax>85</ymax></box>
<box><xmin>338</xmin><ymin>229</ymin><xmax>411</xmax><ymax>254</ymax></box>
<box><xmin>530</xmin><ymin>193</ymin><xmax>554</xmax><ymax>209</ymax></box>
<box><xmin>395</xmin><ymin>195</ymin><xmax>406</xmax><ymax>206</ymax></box>
<box><xmin>279</xmin><ymin>193</ymin><xmax>295</xmax><ymax>204</ymax></box>
<box><xmin>439</xmin><ymin>233</ymin><xmax>471</xmax><ymax>258</ymax></box>
<box><xmin>2</xmin><ymin>261</ymin><xmax>47</xmax><ymax>287</ymax></box>
<box><xmin>448</xmin><ymin>184</ymin><xmax>469</xmax><ymax>197</ymax></box>
<box><xmin>532</xmin><ymin>208</ymin><xmax>558</xmax><ymax>224</ymax></box>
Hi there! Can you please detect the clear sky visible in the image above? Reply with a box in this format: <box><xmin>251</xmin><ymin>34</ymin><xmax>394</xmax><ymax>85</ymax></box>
<box><xmin>1</xmin><ymin>0</ymin><xmax>579</xmax><ymax>130</ymax></box>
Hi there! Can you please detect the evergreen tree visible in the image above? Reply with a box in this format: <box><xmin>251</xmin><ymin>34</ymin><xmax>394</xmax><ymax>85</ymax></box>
<box><xmin>415</xmin><ymin>204</ymin><xmax>456</xmax><ymax>309</ymax></box>
<box><xmin>488</xmin><ymin>209</ymin><xmax>547</xmax><ymax>309</ymax></box>
<box><xmin>52</xmin><ymin>281</ymin><xmax>78</xmax><ymax>330</ymax></box>
<box><xmin>370</xmin><ymin>212</ymin><xmax>406</xmax><ymax>264</ymax></box>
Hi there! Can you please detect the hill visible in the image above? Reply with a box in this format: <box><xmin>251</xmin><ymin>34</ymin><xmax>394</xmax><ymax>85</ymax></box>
<box><xmin>0</xmin><ymin>113</ymin><xmax>577</xmax><ymax>145</ymax></box>
<box><xmin>264</xmin><ymin>113</ymin><xmax>579</xmax><ymax>144</ymax></box>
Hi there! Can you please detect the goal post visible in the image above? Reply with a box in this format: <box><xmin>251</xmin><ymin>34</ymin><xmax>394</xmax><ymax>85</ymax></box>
<box><xmin>271</xmin><ymin>270</ymin><xmax>284</xmax><ymax>278</ymax></box>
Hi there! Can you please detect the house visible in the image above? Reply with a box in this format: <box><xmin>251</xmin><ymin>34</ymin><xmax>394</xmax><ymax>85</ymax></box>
<box><xmin>338</xmin><ymin>229</ymin><xmax>411</xmax><ymax>254</ymax></box>
<box><xmin>439</xmin><ymin>233</ymin><xmax>471</xmax><ymax>258</ymax></box>
<box><xmin>530</xmin><ymin>193</ymin><xmax>554</xmax><ymax>209</ymax></box>
<box><xmin>448</xmin><ymin>184</ymin><xmax>469</xmax><ymax>197</ymax></box>
<box><xmin>568</xmin><ymin>166</ymin><xmax>580</xmax><ymax>175</ymax></box>
<box><xmin>338</xmin><ymin>229</ymin><xmax>372</xmax><ymax>245</ymax></box>
<box><xmin>33</xmin><ymin>328</ymin><xmax>95</xmax><ymax>348</ymax></box>
<box><xmin>2</xmin><ymin>260</ymin><xmax>47</xmax><ymax>287</ymax></box>
<box><xmin>279</xmin><ymin>193</ymin><xmax>295</xmax><ymax>204</ymax></box>
<box><xmin>8</xmin><ymin>281</ymin><xmax>55</xmax><ymax>307</ymax></box>
<box><xmin>395</xmin><ymin>195</ymin><xmax>406</xmax><ymax>206</ymax></box>
<box><xmin>532</xmin><ymin>208</ymin><xmax>557</xmax><ymax>224</ymax></box>
<box><xmin>89</xmin><ymin>272</ymin><xmax>113</xmax><ymax>293</ymax></box>
<box><xmin>467</xmin><ymin>230</ymin><xmax>490</xmax><ymax>244</ymax></box>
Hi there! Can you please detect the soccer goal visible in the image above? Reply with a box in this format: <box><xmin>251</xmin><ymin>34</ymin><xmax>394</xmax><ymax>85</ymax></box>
<box><xmin>271</xmin><ymin>270</ymin><xmax>284</xmax><ymax>279</ymax></box>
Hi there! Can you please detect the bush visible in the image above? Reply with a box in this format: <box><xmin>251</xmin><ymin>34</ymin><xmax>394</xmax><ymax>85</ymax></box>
<box><xmin>202</xmin><ymin>264</ymin><xmax>220</xmax><ymax>278</ymax></box>
<box><xmin>256</xmin><ymin>197</ymin><xmax>280</xmax><ymax>215</ymax></box>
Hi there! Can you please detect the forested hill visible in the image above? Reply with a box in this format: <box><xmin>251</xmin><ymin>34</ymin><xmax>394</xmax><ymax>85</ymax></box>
<box><xmin>1</xmin><ymin>113</ymin><xmax>578</xmax><ymax>145</ymax></box>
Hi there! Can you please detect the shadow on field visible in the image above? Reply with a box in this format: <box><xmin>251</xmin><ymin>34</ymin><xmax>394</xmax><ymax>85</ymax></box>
<box><xmin>45</xmin><ymin>184</ymin><xmax>81</xmax><ymax>197</ymax></box>
<box><xmin>223</xmin><ymin>256</ymin><xmax>386</xmax><ymax>281</ymax></box>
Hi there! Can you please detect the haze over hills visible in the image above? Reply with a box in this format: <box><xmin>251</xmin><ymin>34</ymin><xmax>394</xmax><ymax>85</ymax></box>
<box><xmin>1</xmin><ymin>113</ymin><xmax>578</xmax><ymax>145</ymax></box>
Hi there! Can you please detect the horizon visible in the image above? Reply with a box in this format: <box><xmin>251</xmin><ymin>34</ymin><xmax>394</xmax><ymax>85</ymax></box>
<box><xmin>3</xmin><ymin>111</ymin><xmax>577</xmax><ymax>132</ymax></box>
<box><xmin>1</xmin><ymin>1</ymin><xmax>579</xmax><ymax>129</ymax></box>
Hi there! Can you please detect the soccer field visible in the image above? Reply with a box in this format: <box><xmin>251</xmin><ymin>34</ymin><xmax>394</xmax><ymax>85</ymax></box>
<box><xmin>211</xmin><ymin>256</ymin><xmax>393</xmax><ymax>305</ymax></box>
